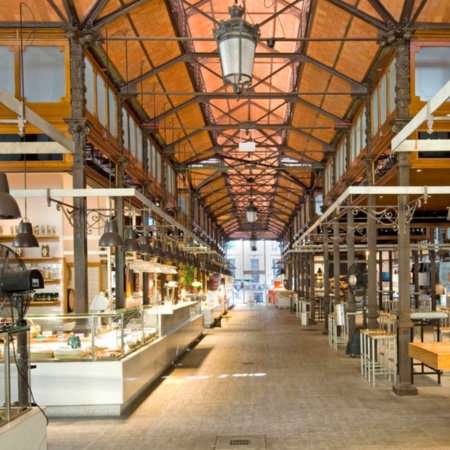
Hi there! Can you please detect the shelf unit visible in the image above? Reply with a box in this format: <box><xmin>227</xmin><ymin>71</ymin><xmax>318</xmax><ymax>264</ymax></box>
<box><xmin>0</xmin><ymin>235</ymin><xmax>66</xmax><ymax>309</ymax></box>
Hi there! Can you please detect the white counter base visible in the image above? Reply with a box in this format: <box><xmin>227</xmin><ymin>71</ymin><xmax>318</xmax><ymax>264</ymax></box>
<box><xmin>202</xmin><ymin>304</ymin><xmax>223</xmax><ymax>328</ymax></box>
<box><xmin>0</xmin><ymin>408</ymin><xmax>47</xmax><ymax>450</ymax></box>
<box><xmin>31</xmin><ymin>314</ymin><xmax>204</xmax><ymax>417</ymax></box>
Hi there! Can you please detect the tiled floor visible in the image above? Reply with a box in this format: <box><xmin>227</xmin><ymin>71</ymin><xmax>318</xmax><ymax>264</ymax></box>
<box><xmin>46</xmin><ymin>305</ymin><xmax>450</xmax><ymax>449</ymax></box>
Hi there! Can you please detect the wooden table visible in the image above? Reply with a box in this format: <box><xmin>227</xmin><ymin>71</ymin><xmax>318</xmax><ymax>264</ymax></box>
<box><xmin>408</xmin><ymin>342</ymin><xmax>450</xmax><ymax>370</ymax></box>
<box><xmin>408</xmin><ymin>342</ymin><xmax>450</xmax><ymax>383</ymax></box>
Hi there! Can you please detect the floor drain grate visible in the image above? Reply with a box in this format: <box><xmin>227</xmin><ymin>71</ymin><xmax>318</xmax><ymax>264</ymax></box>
<box><xmin>215</xmin><ymin>434</ymin><xmax>266</xmax><ymax>449</ymax></box>
<box><xmin>231</xmin><ymin>439</ymin><xmax>251</xmax><ymax>445</ymax></box>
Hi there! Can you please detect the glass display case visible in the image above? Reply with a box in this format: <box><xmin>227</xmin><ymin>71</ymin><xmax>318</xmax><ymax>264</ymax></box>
<box><xmin>0</xmin><ymin>326</ymin><xmax>31</xmax><ymax>427</ymax></box>
<box><xmin>25</xmin><ymin>306</ymin><xmax>159</xmax><ymax>362</ymax></box>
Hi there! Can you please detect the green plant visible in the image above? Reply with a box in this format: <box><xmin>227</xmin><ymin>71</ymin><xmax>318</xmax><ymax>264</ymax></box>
<box><xmin>179</xmin><ymin>264</ymin><xmax>195</xmax><ymax>290</ymax></box>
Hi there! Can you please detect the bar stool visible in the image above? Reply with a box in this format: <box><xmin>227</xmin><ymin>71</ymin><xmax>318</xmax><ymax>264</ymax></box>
<box><xmin>328</xmin><ymin>310</ymin><xmax>347</xmax><ymax>351</ymax></box>
<box><xmin>360</xmin><ymin>329</ymin><xmax>396</xmax><ymax>386</ymax></box>
<box><xmin>360</xmin><ymin>329</ymin><xmax>383</xmax><ymax>379</ymax></box>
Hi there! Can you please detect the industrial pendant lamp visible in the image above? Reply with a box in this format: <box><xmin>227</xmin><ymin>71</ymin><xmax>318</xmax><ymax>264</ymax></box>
<box><xmin>0</xmin><ymin>173</ymin><xmax>21</xmax><ymax>219</ymax></box>
<box><xmin>139</xmin><ymin>234</ymin><xmax>154</xmax><ymax>256</ymax></box>
<box><xmin>214</xmin><ymin>1</ymin><xmax>260</xmax><ymax>94</ymax></box>
<box><xmin>13</xmin><ymin>219</ymin><xmax>39</xmax><ymax>248</ymax></box>
<box><xmin>99</xmin><ymin>219</ymin><xmax>123</xmax><ymax>247</ymax></box>
<box><xmin>246</xmin><ymin>200</ymin><xmax>258</xmax><ymax>223</ymax></box>
<box><xmin>13</xmin><ymin>156</ymin><xmax>38</xmax><ymax>248</ymax></box>
<box><xmin>250</xmin><ymin>231</ymin><xmax>257</xmax><ymax>252</ymax></box>
<box><xmin>122</xmin><ymin>227</ymin><xmax>140</xmax><ymax>252</ymax></box>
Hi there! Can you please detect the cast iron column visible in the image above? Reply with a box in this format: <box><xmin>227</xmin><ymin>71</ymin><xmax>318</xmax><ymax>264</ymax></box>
<box><xmin>333</xmin><ymin>214</ymin><xmax>340</xmax><ymax>307</ymax></box>
<box><xmin>391</xmin><ymin>30</ymin><xmax>417</xmax><ymax>395</ymax></box>
<box><xmin>363</xmin><ymin>95</ymin><xmax>378</xmax><ymax>329</ymax></box>
<box><xmin>65</xmin><ymin>29</ymin><xmax>101</xmax><ymax>312</ymax></box>
<box><xmin>323</xmin><ymin>223</ymin><xmax>330</xmax><ymax>332</ymax></box>
<box><xmin>142</xmin><ymin>133</ymin><xmax>151</xmax><ymax>305</ymax></box>
<box><xmin>346</xmin><ymin>204</ymin><xmax>356</xmax><ymax>347</ymax></box>
<box><xmin>309</xmin><ymin>251</ymin><xmax>316</xmax><ymax>324</ymax></box>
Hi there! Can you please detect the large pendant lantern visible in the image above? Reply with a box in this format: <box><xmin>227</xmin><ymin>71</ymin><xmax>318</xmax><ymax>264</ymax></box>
<box><xmin>214</xmin><ymin>2</ymin><xmax>260</xmax><ymax>95</ymax></box>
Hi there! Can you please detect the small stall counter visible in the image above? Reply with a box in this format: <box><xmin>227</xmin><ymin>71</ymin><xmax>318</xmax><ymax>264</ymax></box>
<box><xmin>267</xmin><ymin>288</ymin><xmax>295</xmax><ymax>309</ymax></box>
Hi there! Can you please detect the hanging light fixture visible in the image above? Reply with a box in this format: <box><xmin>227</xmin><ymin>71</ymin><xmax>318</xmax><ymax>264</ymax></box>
<box><xmin>0</xmin><ymin>173</ymin><xmax>21</xmax><ymax>219</ymax></box>
<box><xmin>123</xmin><ymin>227</ymin><xmax>140</xmax><ymax>252</ymax></box>
<box><xmin>13</xmin><ymin>219</ymin><xmax>38</xmax><ymax>248</ymax></box>
<box><xmin>13</xmin><ymin>155</ymin><xmax>38</xmax><ymax>248</ymax></box>
<box><xmin>250</xmin><ymin>231</ymin><xmax>257</xmax><ymax>251</ymax></box>
<box><xmin>99</xmin><ymin>219</ymin><xmax>123</xmax><ymax>247</ymax></box>
<box><xmin>164</xmin><ymin>243</ymin><xmax>174</xmax><ymax>261</ymax></box>
<box><xmin>139</xmin><ymin>234</ymin><xmax>154</xmax><ymax>256</ymax></box>
<box><xmin>246</xmin><ymin>200</ymin><xmax>258</xmax><ymax>223</ymax></box>
<box><xmin>153</xmin><ymin>238</ymin><xmax>165</xmax><ymax>258</ymax></box>
<box><xmin>213</xmin><ymin>1</ymin><xmax>260</xmax><ymax>95</ymax></box>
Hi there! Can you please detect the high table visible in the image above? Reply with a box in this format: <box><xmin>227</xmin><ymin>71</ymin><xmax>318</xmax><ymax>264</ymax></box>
<box><xmin>408</xmin><ymin>342</ymin><xmax>450</xmax><ymax>383</ymax></box>
<box><xmin>398</xmin><ymin>310</ymin><xmax>449</xmax><ymax>383</ymax></box>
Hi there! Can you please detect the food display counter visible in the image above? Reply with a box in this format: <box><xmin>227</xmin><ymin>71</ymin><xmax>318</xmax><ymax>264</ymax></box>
<box><xmin>200</xmin><ymin>293</ymin><xmax>224</xmax><ymax>328</ymax></box>
<box><xmin>22</xmin><ymin>301</ymin><xmax>203</xmax><ymax>417</ymax></box>
<box><xmin>267</xmin><ymin>289</ymin><xmax>295</xmax><ymax>309</ymax></box>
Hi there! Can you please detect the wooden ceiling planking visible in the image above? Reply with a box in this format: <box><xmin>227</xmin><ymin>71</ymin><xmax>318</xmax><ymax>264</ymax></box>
<box><xmin>283</xmin><ymin>148</ymin><xmax>321</xmax><ymax>164</ymax></box>
<box><xmin>354</xmin><ymin>0</ymin><xmax>385</xmax><ymax>21</ymax></box>
<box><xmin>291</xmin><ymin>102</ymin><xmax>324</xmax><ymax>127</ymax></box>
<box><xmin>307</xmin><ymin>1</ymin><xmax>352</xmax><ymax>63</ymax></box>
<box><xmin>298</xmin><ymin>62</ymin><xmax>334</xmax><ymax>95</ymax></box>
<box><xmin>96</xmin><ymin>0</ymin><xmax>128</xmax><ymax>20</ymax></box>
<box><xmin>286</xmin><ymin>130</ymin><xmax>313</xmax><ymax>151</ymax></box>
<box><xmin>335</xmin><ymin>45</ymin><xmax>377</xmax><ymax>83</ymax></box>
<box><xmin>199</xmin><ymin>60</ymin><xmax>224</xmax><ymax>92</ymax></box>
<box><xmin>157</xmin><ymin>65</ymin><xmax>196</xmax><ymax>106</ymax></box>
<box><xmin>321</xmin><ymin>89</ymin><xmax>352</xmax><ymax>118</ymax></box>
<box><xmin>419</xmin><ymin>2</ymin><xmax>450</xmax><ymax>22</ymax></box>
<box><xmin>73</xmin><ymin>0</ymin><xmax>96</xmax><ymax>22</ymax></box>
<box><xmin>2</xmin><ymin>0</ymin><xmax>65</xmax><ymax>22</ymax></box>
<box><xmin>182</xmin><ymin>131</ymin><xmax>214</xmax><ymax>153</ymax></box>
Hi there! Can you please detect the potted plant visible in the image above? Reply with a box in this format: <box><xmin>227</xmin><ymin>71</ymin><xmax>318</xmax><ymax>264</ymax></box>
<box><xmin>179</xmin><ymin>264</ymin><xmax>195</xmax><ymax>297</ymax></box>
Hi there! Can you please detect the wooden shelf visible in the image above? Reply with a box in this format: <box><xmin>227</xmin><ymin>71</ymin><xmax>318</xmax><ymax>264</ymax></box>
<box><xmin>0</xmin><ymin>235</ymin><xmax>60</xmax><ymax>241</ymax></box>
<box><xmin>22</xmin><ymin>257</ymin><xmax>62</xmax><ymax>262</ymax></box>
<box><xmin>29</xmin><ymin>301</ymin><xmax>61</xmax><ymax>307</ymax></box>
<box><xmin>41</xmin><ymin>279</ymin><xmax>61</xmax><ymax>284</ymax></box>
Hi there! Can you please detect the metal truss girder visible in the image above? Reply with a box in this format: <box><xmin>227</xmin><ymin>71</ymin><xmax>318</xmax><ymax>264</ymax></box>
<box><xmin>326</xmin><ymin>0</ymin><xmax>389</xmax><ymax>31</ymax></box>
<box><xmin>123</xmin><ymin>52</ymin><xmax>366</xmax><ymax>94</ymax></box>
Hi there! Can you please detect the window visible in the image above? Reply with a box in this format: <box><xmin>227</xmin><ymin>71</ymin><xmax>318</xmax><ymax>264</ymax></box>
<box><xmin>379</xmin><ymin>74</ymin><xmax>387</xmax><ymax>124</ymax></box>
<box><xmin>108</xmin><ymin>87</ymin><xmax>117</xmax><ymax>137</ymax></box>
<box><xmin>388</xmin><ymin>59</ymin><xmax>396</xmax><ymax>113</ymax></box>
<box><xmin>418</xmin><ymin>131</ymin><xmax>450</xmax><ymax>158</ymax></box>
<box><xmin>415</xmin><ymin>47</ymin><xmax>450</xmax><ymax>101</ymax></box>
<box><xmin>137</xmin><ymin>126</ymin><xmax>143</xmax><ymax>163</ymax></box>
<box><xmin>371</xmin><ymin>88</ymin><xmax>379</xmax><ymax>135</ymax></box>
<box><xmin>24</xmin><ymin>47</ymin><xmax>65</xmax><ymax>102</ymax></box>
<box><xmin>0</xmin><ymin>46</ymin><xmax>15</xmax><ymax>95</ymax></box>
<box><xmin>96</xmin><ymin>75</ymin><xmax>107</xmax><ymax>126</ymax></box>
<box><xmin>250</xmin><ymin>259</ymin><xmax>260</xmax><ymax>283</ymax></box>
<box><xmin>85</xmin><ymin>59</ymin><xmax>95</xmax><ymax>113</ymax></box>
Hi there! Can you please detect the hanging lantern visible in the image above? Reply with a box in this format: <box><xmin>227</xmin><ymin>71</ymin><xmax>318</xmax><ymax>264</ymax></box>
<box><xmin>214</xmin><ymin>2</ymin><xmax>260</xmax><ymax>94</ymax></box>
<box><xmin>246</xmin><ymin>200</ymin><xmax>258</xmax><ymax>223</ymax></box>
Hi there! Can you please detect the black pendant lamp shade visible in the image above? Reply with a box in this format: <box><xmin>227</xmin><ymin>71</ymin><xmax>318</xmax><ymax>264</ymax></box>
<box><xmin>123</xmin><ymin>228</ymin><xmax>141</xmax><ymax>252</ymax></box>
<box><xmin>0</xmin><ymin>173</ymin><xmax>21</xmax><ymax>219</ymax></box>
<box><xmin>153</xmin><ymin>239</ymin><xmax>165</xmax><ymax>257</ymax></box>
<box><xmin>139</xmin><ymin>234</ymin><xmax>154</xmax><ymax>256</ymax></box>
<box><xmin>12</xmin><ymin>219</ymin><xmax>39</xmax><ymax>248</ymax></box>
<box><xmin>164</xmin><ymin>243</ymin><xmax>174</xmax><ymax>260</ymax></box>
<box><xmin>99</xmin><ymin>219</ymin><xmax>123</xmax><ymax>247</ymax></box>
